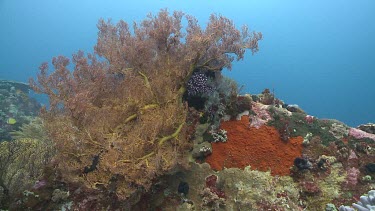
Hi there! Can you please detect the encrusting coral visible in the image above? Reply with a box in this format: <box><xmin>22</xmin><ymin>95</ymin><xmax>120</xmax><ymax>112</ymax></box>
<box><xmin>206</xmin><ymin>115</ymin><xmax>304</xmax><ymax>176</ymax></box>
<box><xmin>28</xmin><ymin>9</ymin><xmax>262</xmax><ymax>203</ymax></box>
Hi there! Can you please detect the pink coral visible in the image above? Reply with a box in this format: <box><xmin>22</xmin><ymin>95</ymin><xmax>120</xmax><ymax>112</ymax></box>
<box><xmin>304</xmin><ymin>115</ymin><xmax>315</xmax><ymax>124</ymax></box>
<box><xmin>347</xmin><ymin>149</ymin><xmax>359</xmax><ymax>167</ymax></box>
<box><xmin>32</xmin><ymin>179</ymin><xmax>47</xmax><ymax>189</ymax></box>
<box><xmin>348</xmin><ymin>150</ymin><xmax>358</xmax><ymax>161</ymax></box>
<box><xmin>346</xmin><ymin>167</ymin><xmax>360</xmax><ymax>187</ymax></box>
<box><xmin>349</xmin><ymin>128</ymin><xmax>375</xmax><ymax>141</ymax></box>
<box><xmin>250</xmin><ymin>102</ymin><xmax>272</xmax><ymax>129</ymax></box>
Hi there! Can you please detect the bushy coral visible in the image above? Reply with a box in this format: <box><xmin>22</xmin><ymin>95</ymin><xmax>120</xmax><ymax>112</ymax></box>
<box><xmin>259</xmin><ymin>88</ymin><xmax>275</xmax><ymax>105</ymax></box>
<box><xmin>203</xmin><ymin>75</ymin><xmax>240</xmax><ymax>128</ymax></box>
<box><xmin>165</xmin><ymin>163</ymin><xmax>300</xmax><ymax>210</ymax></box>
<box><xmin>302</xmin><ymin>163</ymin><xmax>346</xmax><ymax>210</ymax></box>
<box><xmin>329</xmin><ymin>122</ymin><xmax>349</xmax><ymax>139</ymax></box>
<box><xmin>0</xmin><ymin>138</ymin><xmax>55</xmax><ymax>209</ymax></box>
<box><xmin>29</xmin><ymin>9</ymin><xmax>262</xmax><ymax>204</ymax></box>
<box><xmin>10</xmin><ymin>117</ymin><xmax>48</xmax><ymax>140</ymax></box>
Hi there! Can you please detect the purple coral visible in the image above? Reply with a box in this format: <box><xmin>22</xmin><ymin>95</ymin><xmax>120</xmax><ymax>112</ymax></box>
<box><xmin>186</xmin><ymin>71</ymin><xmax>213</xmax><ymax>96</ymax></box>
<box><xmin>32</xmin><ymin>179</ymin><xmax>47</xmax><ymax>189</ymax></box>
<box><xmin>348</xmin><ymin>150</ymin><xmax>358</xmax><ymax>161</ymax></box>
<box><xmin>349</xmin><ymin>128</ymin><xmax>375</xmax><ymax>141</ymax></box>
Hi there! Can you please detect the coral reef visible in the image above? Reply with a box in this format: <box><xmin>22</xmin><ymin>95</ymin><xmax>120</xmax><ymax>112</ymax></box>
<box><xmin>25</xmin><ymin>9</ymin><xmax>262</xmax><ymax>208</ymax></box>
<box><xmin>0</xmin><ymin>80</ymin><xmax>41</xmax><ymax>141</ymax></box>
<box><xmin>5</xmin><ymin>87</ymin><xmax>374</xmax><ymax>210</ymax></box>
<box><xmin>2</xmin><ymin>8</ymin><xmax>374</xmax><ymax>211</ymax></box>
<box><xmin>157</xmin><ymin>163</ymin><xmax>300</xmax><ymax>210</ymax></box>
<box><xmin>199</xmin><ymin>93</ymin><xmax>374</xmax><ymax>210</ymax></box>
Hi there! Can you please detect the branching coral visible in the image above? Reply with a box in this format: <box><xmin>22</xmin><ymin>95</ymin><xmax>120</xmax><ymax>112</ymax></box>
<box><xmin>210</xmin><ymin>129</ymin><xmax>228</xmax><ymax>143</ymax></box>
<box><xmin>339</xmin><ymin>190</ymin><xmax>375</xmax><ymax>211</ymax></box>
<box><xmin>29</xmin><ymin>9</ymin><xmax>262</xmax><ymax>201</ymax></box>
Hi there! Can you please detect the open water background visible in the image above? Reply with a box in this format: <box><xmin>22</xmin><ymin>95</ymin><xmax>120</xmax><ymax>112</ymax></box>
<box><xmin>0</xmin><ymin>0</ymin><xmax>374</xmax><ymax>126</ymax></box>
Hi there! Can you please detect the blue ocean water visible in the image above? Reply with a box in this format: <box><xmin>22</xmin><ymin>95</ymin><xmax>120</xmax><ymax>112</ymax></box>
<box><xmin>0</xmin><ymin>0</ymin><xmax>374</xmax><ymax>126</ymax></box>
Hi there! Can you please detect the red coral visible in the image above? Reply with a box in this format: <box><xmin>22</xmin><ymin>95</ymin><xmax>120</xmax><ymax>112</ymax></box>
<box><xmin>300</xmin><ymin>181</ymin><xmax>321</xmax><ymax>195</ymax></box>
<box><xmin>205</xmin><ymin>175</ymin><xmax>225</xmax><ymax>198</ymax></box>
<box><xmin>276</xmin><ymin>191</ymin><xmax>288</xmax><ymax>198</ymax></box>
<box><xmin>205</xmin><ymin>115</ymin><xmax>304</xmax><ymax>176</ymax></box>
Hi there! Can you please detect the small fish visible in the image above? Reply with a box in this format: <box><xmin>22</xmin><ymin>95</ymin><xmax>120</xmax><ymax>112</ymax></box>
<box><xmin>7</xmin><ymin>118</ymin><xmax>17</xmax><ymax>125</ymax></box>
<box><xmin>15</xmin><ymin>89</ymin><xmax>22</xmax><ymax>95</ymax></box>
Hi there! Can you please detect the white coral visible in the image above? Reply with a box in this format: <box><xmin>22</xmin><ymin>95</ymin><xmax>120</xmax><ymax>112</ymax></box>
<box><xmin>339</xmin><ymin>190</ymin><xmax>375</xmax><ymax>211</ymax></box>
<box><xmin>211</xmin><ymin>129</ymin><xmax>227</xmax><ymax>143</ymax></box>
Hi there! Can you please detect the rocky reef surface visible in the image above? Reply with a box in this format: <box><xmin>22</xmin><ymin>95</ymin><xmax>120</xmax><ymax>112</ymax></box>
<box><xmin>133</xmin><ymin>92</ymin><xmax>375</xmax><ymax>211</ymax></box>
<box><xmin>1</xmin><ymin>83</ymin><xmax>374</xmax><ymax>210</ymax></box>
